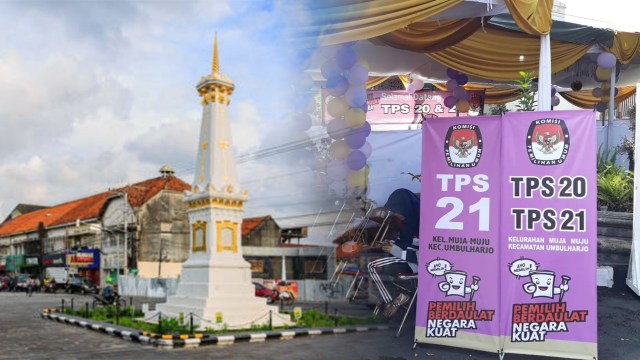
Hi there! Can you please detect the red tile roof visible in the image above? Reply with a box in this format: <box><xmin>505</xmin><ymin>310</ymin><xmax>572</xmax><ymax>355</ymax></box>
<box><xmin>0</xmin><ymin>176</ymin><xmax>191</xmax><ymax>237</ymax></box>
<box><xmin>242</xmin><ymin>216</ymin><xmax>268</xmax><ymax>236</ymax></box>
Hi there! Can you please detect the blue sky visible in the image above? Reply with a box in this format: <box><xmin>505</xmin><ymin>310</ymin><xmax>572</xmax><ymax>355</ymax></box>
<box><xmin>0</xmin><ymin>0</ymin><xmax>319</xmax><ymax>222</ymax></box>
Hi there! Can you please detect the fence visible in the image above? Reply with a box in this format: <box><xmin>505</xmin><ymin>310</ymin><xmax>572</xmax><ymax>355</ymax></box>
<box><xmin>118</xmin><ymin>276</ymin><xmax>179</xmax><ymax>298</ymax></box>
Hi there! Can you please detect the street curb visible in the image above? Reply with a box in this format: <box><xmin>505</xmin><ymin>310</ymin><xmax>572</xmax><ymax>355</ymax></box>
<box><xmin>40</xmin><ymin>312</ymin><xmax>391</xmax><ymax>349</ymax></box>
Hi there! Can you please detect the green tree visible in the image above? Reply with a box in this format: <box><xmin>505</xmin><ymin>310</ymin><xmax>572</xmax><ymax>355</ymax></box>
<box><xmin>515</xmin><ymin>71</ymin><xmax>537</xmax><ymax>111</ymax></box>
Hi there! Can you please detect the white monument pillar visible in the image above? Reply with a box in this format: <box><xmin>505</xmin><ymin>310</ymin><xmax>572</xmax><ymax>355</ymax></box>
<box><xmin>155</xmin><ymin>34</ymin><xmax>290</xmax><ymax>328</ymax></box>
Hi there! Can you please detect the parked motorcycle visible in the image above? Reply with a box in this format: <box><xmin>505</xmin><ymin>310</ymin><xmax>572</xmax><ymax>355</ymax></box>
<box><xmin>270</xmin><ymin>281</ymin><xmax>296</xmax><ymax>306</ymax></box>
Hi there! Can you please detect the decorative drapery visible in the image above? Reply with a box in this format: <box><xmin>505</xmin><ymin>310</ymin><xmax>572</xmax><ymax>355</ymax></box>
<box><xmin>559</xmin><ymin>86</ymin><xmax>636</xmax><ymax>109</ymax></box>
<box><xmin>503</xmin><ymin>0</ymin><xmax>553</xmax><ymax>35</ymax></box>
<box><xmin>427</xmin><ymin>25</ymin><xmax>590</xmax><ymax>82</ymax></box>
<box><xmin>397</xmin><ymin>74</ymin><xmax>410</xmax><ymax>88</ymax></box>
<box><xmin>365</xmin><ymin>76</ymin><xmax>390</xmax><ymax>89</ymax></box>
<box><xmin>607</xmin><ymin>32</ymin><xmax>640</xmax><ymax>65</ymax></box>
<box><xmin>433</xmin><ymin>83</ymin><xmax>522</xmax><ymax>104</ymax></box>
<box><xmin>311</xmin><ymin>0</ymin><xmax>462</xmax><ymax>46</ymax></box>
<box><xmin>373</xmin><ymin>17</ymin><xmax>485</xmax><ymax>52</ymax></box>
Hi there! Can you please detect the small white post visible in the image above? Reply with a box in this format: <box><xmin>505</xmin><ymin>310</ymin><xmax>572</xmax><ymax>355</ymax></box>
<box><xmin>537</xmin><ymin>34</ymin><xmax>552</xmax><ymax>111</ymax></box>
<box><xmin>627</xmin><ymin>82</ymin><xmax>640</xmax><ymax>295</ymax></box>
<box><xmin>281</xmin><ymin>255</ymin><xmax>287</xmax><ymax>281</ymax></box>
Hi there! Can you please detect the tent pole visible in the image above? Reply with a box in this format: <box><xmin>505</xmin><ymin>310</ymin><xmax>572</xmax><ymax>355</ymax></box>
<box><xmin>609</xmin><ymin>63</ymin><xmax>616</xmax><ymax>122</ymax></box>
<box><xmin>627</xmin><ymin>82</ymin><xmax>640</xmax><ymax>295</ymax></box>
<box><xmin>537</xmin><ymin>34</ymin><xmax>552</xmax><ymax>111</ymax></box>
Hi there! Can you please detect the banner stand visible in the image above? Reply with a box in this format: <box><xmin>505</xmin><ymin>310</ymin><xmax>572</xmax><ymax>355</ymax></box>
<box><xmin>627</xmin><ymin>83</ymin><xmax>640</xmax><ymax>296</ymax></box>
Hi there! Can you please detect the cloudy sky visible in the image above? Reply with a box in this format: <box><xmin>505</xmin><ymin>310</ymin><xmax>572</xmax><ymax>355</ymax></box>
<box><xmin>0</xmin><ymin>0</ymin><xmax>328</xmax><ymax>224</ymax></box>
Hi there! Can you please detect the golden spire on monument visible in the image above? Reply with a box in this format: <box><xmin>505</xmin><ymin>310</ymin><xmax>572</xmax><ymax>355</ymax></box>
<box><xmin>197</xmin><ymin>32</ymin><xmax>234</xmax><ymax>105</ymax></box>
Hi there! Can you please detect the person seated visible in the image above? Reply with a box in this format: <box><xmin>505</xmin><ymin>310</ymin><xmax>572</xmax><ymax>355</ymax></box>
<box><xmin>102</xmin><ymin>278</ymin><xmax>115</xmax><ymax>303</ymax></box>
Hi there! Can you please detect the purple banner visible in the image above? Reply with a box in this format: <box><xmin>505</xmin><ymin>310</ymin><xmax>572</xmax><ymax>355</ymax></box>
<box><xmin>500</xmin><ymin>110</ymin><xmax>597</xmax><ymax>358</ymax></box>
<box><xmin>417</xmin><ymin>111</ymin><xmax>597</xmax><ymax>359</ymax></box>
<box><xmin>417</xmin><ymin>116</ymin><xmax>502</xmax><ymax>352</ymax></box>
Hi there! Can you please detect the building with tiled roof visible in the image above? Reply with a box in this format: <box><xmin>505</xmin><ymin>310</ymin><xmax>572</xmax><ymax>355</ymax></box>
<box><xmin>0</xmin><ymin>166</ymin><xmax>192</xmax><ymax>284</ymax></box>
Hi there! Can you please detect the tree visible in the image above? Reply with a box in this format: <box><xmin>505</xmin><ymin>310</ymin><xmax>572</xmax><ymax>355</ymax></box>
<box><xmin>515</xmin><ymin>71</ymin><xmax>537</xmax><ymax>112</ymax></box>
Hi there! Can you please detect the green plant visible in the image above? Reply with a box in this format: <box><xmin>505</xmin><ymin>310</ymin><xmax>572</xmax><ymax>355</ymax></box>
<box><xmin>515</xmin><ymin>71</ymin><xmax>537</xmax><ymax>111</ymax></box>
<box><xmin>597</xmin><ymin>165</ymin><xmax>634</xmax><ymax>212</ymax></box>
<box><xmin>617</xmin><ymin>106</ymin><xmax>636</xmax><ymax>171</ymax></box>
<box><xmin>598</xmin><ymin>144</ymin><xmax>618</xmax><ymax>173</ymax></box>
<box><xmin>488</xmin><ymin>104</ymin><xmax>509</xmax><ymax>115</ymax></box>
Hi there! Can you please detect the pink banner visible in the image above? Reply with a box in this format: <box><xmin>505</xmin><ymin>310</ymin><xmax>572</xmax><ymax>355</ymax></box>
<box><xmin>417</xmin><ymin>111</ymin><xmax>597</xmax><ymax>359</ymax></box>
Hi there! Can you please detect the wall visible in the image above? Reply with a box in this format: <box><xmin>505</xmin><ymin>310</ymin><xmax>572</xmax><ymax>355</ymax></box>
<box><xmin>118</xmin><ymin>275</ymin><xmax>179</xmax><ymax>298</ymax></box>
<box><xmin>242</xmin><ymin>218</ymin><xmax>281</xmax><ymax>247</ymax></box>
<box><xmin>137</xmin><ymin>260</ymin><xmax>183</xmax><ymax>279</ymax></box>
<box><xmin>137</xmin><ymin>191</ymin><xmax>190</xmax><ymax>263</ymax></box>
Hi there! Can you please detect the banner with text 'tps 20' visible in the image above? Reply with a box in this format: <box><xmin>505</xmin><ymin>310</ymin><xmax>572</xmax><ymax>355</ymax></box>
<box><xmin>416</xmin><ymin>110</ymin><xmax>597</xmax><ymax>360</ymax></box>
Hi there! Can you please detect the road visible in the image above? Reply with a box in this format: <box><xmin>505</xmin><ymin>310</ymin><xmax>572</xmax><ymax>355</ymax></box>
<box><xmin>1</xmin><ymin>275</ymin><xmax>639</xmax><ymax>360</ymax></box>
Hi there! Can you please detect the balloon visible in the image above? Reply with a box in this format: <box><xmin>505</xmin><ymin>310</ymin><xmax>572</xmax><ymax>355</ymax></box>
<box><xmin>571</xmin><ymin>80</ymin><xmax>583</xmax><ymax>91</ymax></box>
<box><xmin>327</xmin><ymin>160</ymin><xmax>349</xmax><ymax>180</ymax></box>
<box><xmin>446</xmin><ymin>79</ymin><xmax>458</xmax><ymax>91</ymax></box>
<box><xmin>456</xmin><ymin>99</ymin><xmax>470</xmax><ymax>113</ymax></box>
<box><xmin>359</xmin><ymin>102</ymin><xmax>369</xmax><ymax>113</ymax></box>
<box><xmin>356</xmin><ymin>58</ymin><xmax>370</xmax><ymax>71</ymax></box>
<box><xmin>345</xmin><ymin>107</ymin><xmax>366</xmax><ymax>128</ymax></box>
<box><xmin>326</xmin><ymin>75</ymin><xmax>349</xmax><ymax>97</ymax></box>
<box><xmin>347</xmin><ymin>150</ymin><xmax>367</xmax><ymax>170</ymax></box>
<box><xmin>412</xmin><ymin>78</ymin><xmax>424</xmax><ymax>90</ymax></box>
<box><xmin>615</xmin><ymin>87</ymin><xmax>619</xmax><ymax>96</ymax></box>
<box><xmin>406</xmin><ymin>84</ymin><xmax>416</xmax><ymax>94</ymax></box>
<box><xmin>329</xmin><ymin>180</ymin><xmax>348</xmax><ymax>197</ymax></box>
<box><xmin>552</xmin><ymin>96</ymin><xmax>560</xmax><ymax>107</ymax></box>
<box><xmin>292</xmin><ymin>112</ymin><xmax>312</xmax><ymax>132</ymax></box>
<box><xmin>595</xmin><ymin>102</ymin><xmax>607</xmax><ymax>112</ymax></box>
<box><xmin>446</xmin><ymin>68</ymin><xmax>459</xmax><ymax>79</ymax></box>
<box><xmin>361</xmin><ymin>121</ymin><xmax>371</xmax><ymax>137</ymax></box>
<box><xmin>551</xmin><ymin>87</ymin><xmax>557</xmax><ymax>97</ymax></box>
<box><xmin>592</xmin><ymin>87</ymin><xmax>603</xmax><ymax>98</ymax></box>
<box><xmin>327</xmin><ymin>117</ymin><xmax>350</xmax><ymax>139</ymax></box>
<box><xmin>465</xmin><ymin>93</ymin><xmax>473</xmax><ymax>101</ymax></box>
<box><xmin>596</xmin><ymin>67</ymin><xmax>611</xmax><ymax>81</ymax></box>
<box><xmin>321</xmin><ymin>59</ymin><xmax>342</xmax><ymax>79</ymax></box>
<box><xmin>336</xmin><ymin>46</ymin><xmax>357</xmax><ymax>69</ymax></box>
<box><xmin>345</xmin><ymin>128</ymin><xmax>368</xmax><ymax>149</ymax></box>
<box><xmin>345</xmin><ymin>86</ymin><xmax>367</xmax><ymax>107</ymax></box>
<box><xmin>358</xmin><ymin>141</ymin><xmax>372</xmax><ymax>158</ymax></box>
<box><xmin>453</xmin><ymin>86</ymin><xmax>467</xmax><ymax>99</ymax></box>
<box><xmin>327</xmin><ymin>97</ymin><xmax>348</xmax><ymax>117</ymax></box>
<box><xmin>347</xmin><ymin>168</ymin><xmax>367</xmax><ymax>189</ymax></box>
<box><xmin>444</xmin><ymin>95</ymin><xmax>457</xmax><ymax>108</ymax></box>
<box><xmin>456</xmin><ymin>73</ymin><xmax>469</xmax><ymax>85</ymax></box>
<box><xmin>329</xmin><ymin>139</ymin><xmax>350</xmax><ymax>160</ymax></box>
<box><xmin>347</xmin><ymin>64</ymin><xmax>368</xmax><ymax>86</ymax></box>
<box><xmin>597</xmin><ymin>52</ymin><xmax>616</xmax><ymax>69</ymax></box>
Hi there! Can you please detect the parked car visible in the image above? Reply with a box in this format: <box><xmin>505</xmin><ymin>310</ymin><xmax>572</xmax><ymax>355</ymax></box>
<box><xmin>0</xmin><ymin>276</ymin><xmax>9</xmax><ymax>291</ymax></box>
<box><xmin>253</xmin><ymin>282</ymin><xmax>273</xmax><ymax>302</ymax></box>
<box><xmin>65</xmin><ymin>277</ymin><xmax>98</xmax><ymax>295</ymax></box>
<box><xmin>14</xmin><ymin>274</ymin><xmax>30</xmax><ymax>291</ymax></box>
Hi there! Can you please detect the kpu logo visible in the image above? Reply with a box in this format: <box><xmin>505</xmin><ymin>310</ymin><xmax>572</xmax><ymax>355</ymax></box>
<box><xmin>526</xmin><ymin>118</ymin><xmax>570</xmax><ymax>166</ymax></box>
<box><xmin>444</xmin><ymin>124</ymin><xmax>482</xmax><ymax>168</ymax></box>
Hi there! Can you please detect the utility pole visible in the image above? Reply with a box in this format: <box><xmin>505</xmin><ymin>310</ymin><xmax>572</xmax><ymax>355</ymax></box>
<box><xmin>123</xmin><ymin>192</ymin><xmax>128</xmax><ymax>274</ymax></box>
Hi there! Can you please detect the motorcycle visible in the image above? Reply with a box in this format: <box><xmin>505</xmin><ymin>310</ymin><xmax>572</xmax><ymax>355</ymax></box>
<box><xmin>270</xmin><ymin>281</ymin><xmax>296</xmax><ymax>306</ymax></box>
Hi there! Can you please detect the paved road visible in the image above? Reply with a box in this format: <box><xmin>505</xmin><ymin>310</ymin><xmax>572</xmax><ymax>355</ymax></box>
<box><xmin>1</xmin><ymin>274</ymin><xmax>640</xmax><ymax>360</ymax></box>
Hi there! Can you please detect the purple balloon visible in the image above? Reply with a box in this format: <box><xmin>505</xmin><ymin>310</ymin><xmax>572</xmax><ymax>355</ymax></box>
<box><xmin>615</xmin><ymin>87</ymin><xmax>619</xmax><ymax>96</ymax></box>
<box><xmin>327</xmin><ymin>160</ymin><xmax>349</xmax><ymax>180</ymax></box>
<box><xmin>359</xmin><ymin>102</ymin><xmax>369</xmax><ymax>113</ymax></box>
<box><xmin>444</xmin><ymin>95</ymin><xmax>457</xmax><ymax>108</ymax></box>
<box><xmin>453</xmin><ymin>86</ymin><xmax>467</xmax><ymax>99</ymax></box>
<box><xmin>347</xmin><ymin>64</ymin><xmax>368</xmax><ymax>86</ymax></box>
<box><xmin>347</xmin><ymin>150</ymin><xmax>367</xmax><ymax>170</ymax></box>
<box><xmin>345</xmin><ymin>128</ymin><xmax>367</xmax><ymax>149</ymax></box>
<box><xmin>292</xmin><ymin>113</ymin><xmax>312</xmax><ymax>131</ymax></box>
<box><xmin>406</xmin><ymin>84</ymin><xmax>416</xmax><ymax>94</ymax></box>
<box><xmin>345</xmin><ymin>86</ymin><xmax>367</xmax><ymax>107</ymax></box>
<box><xmin>456</xmin><ymin>74</ymin><xmax>468</xmax><ymax>85</ymax></box>
<box><xmin>321</xmin><ymin>59</ymin><xmax>342</xmax><ymax>80</ymax></box>
<box><xmin>361</xmin><ymin>121</ymin><xmax>371</xmax><ymax>137</ymax></box>
<box><xmin>326</xmin><ymin>76</ymin><xmax>349</xmax><ymax>97</ymax></box>
<box><xmin>446</xmin><ymin>68</ymin><xmax>459</xmax><ymax>79</ymax></box>
<box><xmin>551</xmin><ymin>87</ymin><xmax>557</xmax><ymax>97</ymax></box>
<box><xmin>327</xmin><ymin>118</ymin><xmax>350</xmax><ymax>140</ymax></box>
<box><xmin>336</xmin><ymin>46</ymin><xmax>357</xmax><ymax>70</ymax></box>
<box><xmin>552</xmin><ymin>96</ymin><xmax>560</xmax><ymax>107</ymax></box>
<box><xmin>446</xmin><ymin>79</ymin><xmax>458</xmax><ymax>91</ymax></box>
<box><xmin>465</xmin><ymin>93</ymin><xmax>472</xmax><ymax>101</ymax></box>
<box><xmin>592</xmin><ymin>87</ymin><xmax>603</xmax><ymax>98</ymax></box>
<box><xmin>358</xmin><ymin>141</ymin><xmax>372</xmax><ymax>159</ymax></box>
<box><xmin>597</xmin><ymin>52</ymin><xmax>616</xmax><ymax>69</ymax></box>
<box><xmin>595</xmin><ymin>102</ymin><xmax>607</xmax><ymax>112</ymax></box>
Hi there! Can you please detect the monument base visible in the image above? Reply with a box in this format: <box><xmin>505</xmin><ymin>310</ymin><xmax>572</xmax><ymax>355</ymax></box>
<box><xmin>152</xmin><ymin>254</ymin><xmax>292</xmax><ymax>329</ymax></box>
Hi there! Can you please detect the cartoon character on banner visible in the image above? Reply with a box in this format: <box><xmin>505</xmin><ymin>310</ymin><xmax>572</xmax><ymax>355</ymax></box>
<box><xmin>509</xmin><ymin>257</ymin><xmax>571</xmax><ymax>302</ymax></box>
<box><xmin>426</xmin><ymin>258</ymin><xmax>481</xmax><ymax>301</ymax></box>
